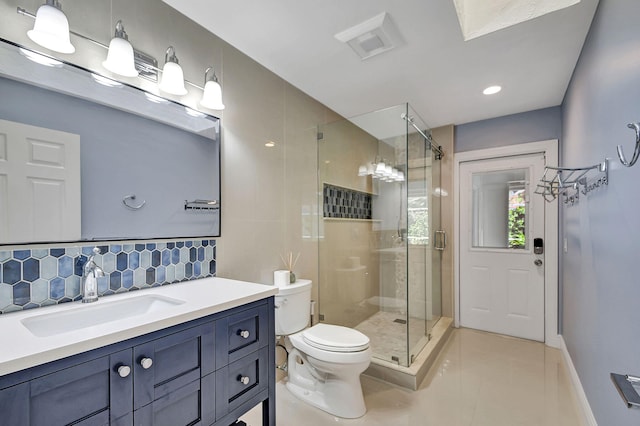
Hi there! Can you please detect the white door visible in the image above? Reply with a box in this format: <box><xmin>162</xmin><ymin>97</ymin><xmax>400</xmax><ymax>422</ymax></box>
<box><xmin>0</xmin><ymin>119</ymin><xmax>81</xmax><ymax>244</ymax></box>
<box><xmin>459</xmin><ymin>153</ymin><xmax>545</xmax><ymax>341</ymax></box>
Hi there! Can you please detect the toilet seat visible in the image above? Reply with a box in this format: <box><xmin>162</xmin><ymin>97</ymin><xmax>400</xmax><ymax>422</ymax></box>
<box><xmin>302</xmin><ymin>323</ymin><xmax>369</xmax><ymax>352</ymax></box>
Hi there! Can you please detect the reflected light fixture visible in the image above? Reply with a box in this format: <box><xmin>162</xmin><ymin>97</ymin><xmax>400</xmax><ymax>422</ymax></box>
<box><xmin>19</xmin><ymin>47</ymin><xmax>62</xmax><ymax>67</ymax></box>
<box><xmin>200</xmin><ymin>66</ymin><xmax>225</xmax><ymax>110</ymax></box>
<box><xmin>144</xmin><ymin>92</ymin><xmax>169</xmax><ymax>104</ymax></box>
<box><xmin>27</xmin><ymin>0</ymin><xmax>75</xmax><ymax>54</ymax></box>
<box><xmin>91</xmin><ymin>73</ymin><xmax>123</xmax><ymax>87</ymax></box>
<box><xmin>483</xmin><ymin>85</ymin><xmax>502</xmax><ymax>95</ymax></box>
<box><xmin>102</xmin><ymin>20</ymin><xmax>138</xmax><ymax>78</ymax></box>
<box><xmin>265</xmin><ymin>141</ymin><xmax>276</xmax><ymax>148</ymax></box>
<box><xmin>184</xmin><ymin>106</ymin><xmax>206</xmax><ymax>118</ymax></box>
<box><xmin>158</xmin><ymin>46</ymin><xmax>187</xmax><ymax>96</ymax></box>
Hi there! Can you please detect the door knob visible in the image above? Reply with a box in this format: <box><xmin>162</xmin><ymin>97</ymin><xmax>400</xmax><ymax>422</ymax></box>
<box><xmin>116</xmin><ymin>365</ymin><xmax>131</xmax><ymax>378</ymax></box>
<box><xmin>534</xmin><ymin>259</ymin><xmax>543</xmax><ymax>266</ymax></box>
<box><xmin>140</xmin><ymin>357</ymin><xmax>153</xmax><ymax>369</ymax></box>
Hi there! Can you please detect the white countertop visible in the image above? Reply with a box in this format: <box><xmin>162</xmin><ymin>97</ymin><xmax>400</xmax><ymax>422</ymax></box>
<box><xmin>0</xmin><ymin>277</ymin><xmax>278</xmax><ymax>376</ymax></box>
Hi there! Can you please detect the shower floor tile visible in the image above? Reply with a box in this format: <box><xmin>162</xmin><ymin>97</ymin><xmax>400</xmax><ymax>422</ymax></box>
<box><xmin>354</xmin><ymin>310</ymin><xmax>433</xmax><ymax>364</ymax></box>
<box><xmin>240</xmin><ymin>328</ymin><xmax>582</xmax><ymax>425</ymax></box>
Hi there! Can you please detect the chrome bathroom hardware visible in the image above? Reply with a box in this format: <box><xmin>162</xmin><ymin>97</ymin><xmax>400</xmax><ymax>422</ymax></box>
<box><xmin>184</xmin><ymin>199</ymin><xmax>219</xmax><ymax>211</ymax></box>
<box><xmin>434</xmin><ymin>230</ymin><xmax>446</xmax><ymax>251</ymax></box>
<box><xmin>611</xmin><ymin>373</ymin><xmax>640</xmax><ymax>408</ymax></box>
<box><xmin>82</xmin><ymin>247</ymin><xmax>104</xmax><ymax>303</ymax></box>
<box><xmin>617</xmin><ymin>122</ymin><xmax>640</xmax><ymax>167</ymax></box>
<box><xmin>122</xmin><ymin>194</ymin><xmax>146</xmax><ymax>210</ymax></box>
<box><xmin>534</xmin><ymin>159</ymin><xmax>608</xmax><ymax>205</ymax></box>
<box><xmin>401</xmin><ymin>112</ymin><xmax>444</xmax><ymax>159</ymax></box>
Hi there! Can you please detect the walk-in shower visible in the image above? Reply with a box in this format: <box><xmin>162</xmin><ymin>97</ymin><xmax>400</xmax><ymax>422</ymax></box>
<box><xmin>317</xmin><ymin>103</ymin><xmax>443</xmax><ymax>370</ymax></box>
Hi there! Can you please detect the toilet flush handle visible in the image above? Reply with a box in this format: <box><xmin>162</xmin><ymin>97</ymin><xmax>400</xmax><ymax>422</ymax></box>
<box><xmin>274</xmin><ymin>298</ymin><xmax>288</xmax><ymax>309</ymax></box>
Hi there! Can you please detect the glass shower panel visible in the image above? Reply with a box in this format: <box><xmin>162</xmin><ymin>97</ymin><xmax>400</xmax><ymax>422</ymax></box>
<box><xmin>317</xmin><ymin>103</ymin><xmax>442</xmax><ymax>369</ymax></box>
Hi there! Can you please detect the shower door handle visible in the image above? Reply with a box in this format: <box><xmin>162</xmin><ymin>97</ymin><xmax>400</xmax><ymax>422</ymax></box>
<box><xmin>435</xmin><ymin>230</ymin><xmax>446</xmax><ymax>251</ymax></box>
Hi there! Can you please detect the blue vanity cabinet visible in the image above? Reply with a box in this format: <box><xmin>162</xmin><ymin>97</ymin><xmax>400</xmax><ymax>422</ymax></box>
<box><xmin>0</xmin><ymin>296</ymin><xmax>275</xmax><ymax>426</ymax></box>
<box><xmin>0</xmin><ymin>349</ymin><xmax>132</xmax><ymax>426</ymax></box>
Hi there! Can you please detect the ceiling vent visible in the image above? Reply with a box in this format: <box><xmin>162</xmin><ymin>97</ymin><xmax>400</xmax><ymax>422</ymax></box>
<box><xmin>334</xmin><ymin>12</ymin><xmax>403</xmax><ymax>60</ymax></box>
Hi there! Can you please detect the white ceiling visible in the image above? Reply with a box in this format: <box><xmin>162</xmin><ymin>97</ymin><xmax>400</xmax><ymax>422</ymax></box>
<box><xmin>163</xmin><ymin>0</ymin><xmax>599</xmax><ymax>128</ymax></box>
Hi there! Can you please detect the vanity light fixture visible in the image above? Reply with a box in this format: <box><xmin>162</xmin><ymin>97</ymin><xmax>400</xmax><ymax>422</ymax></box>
<box><xmin>483</xmin><ymin>85</ymin><xmax>502</xmax><ymax>95</ymax></box>
<box><xmin>19</xmin><ymin>47</ymin><xmax>63</xmax><ymax>67</ymax></box>
<box><xmin>27</xmin><ymin>0</ymin><xmax>74</xmax><ymax>54</ymax></box>
<box><xmin>102</xmin><ymin>20</ymin><xmax>138</xmax><ymax>78</ymax></box>
<box><xmin>200</xmin><ymin>66</ymin><xmax>225</xmax><ymax>110</ymax></box>
<box><xmin>158</xmin><ymin>46</ymin><xmax>187</xmax><ymax>96</ymax></box>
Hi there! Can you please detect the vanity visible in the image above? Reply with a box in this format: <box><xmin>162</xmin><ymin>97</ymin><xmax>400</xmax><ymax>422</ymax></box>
<box><xmin>0</xmin><ymin>278</ymin><xmax>277</xmax><ymax>426</ymax></box>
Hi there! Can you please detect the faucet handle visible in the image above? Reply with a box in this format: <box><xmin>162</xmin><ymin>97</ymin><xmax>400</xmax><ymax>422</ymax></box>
<box><xmin>92</xmin><ymin>247</ymin><xmax>102</xmax><ymax>256</ymax></box>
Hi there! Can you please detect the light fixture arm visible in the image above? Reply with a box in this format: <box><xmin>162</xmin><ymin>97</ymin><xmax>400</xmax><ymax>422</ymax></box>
<box><xmin>165</xmin><ymin>46</ymin><xmax>179</xmax><ymax>64</ymax></box>
<box><xmin>45</xmin><ymin>0</ymin><xmax>61</xmax><ymax>10</ymax></box>
<box><xmin>113</xmin><ymin>20</ymin><xmax>128</xmax><ymax>40</ymax></box>
<box><xmin>204</xmin><ymin>66</ymin><xmax>219</xmax><ymax>84</ymax></box>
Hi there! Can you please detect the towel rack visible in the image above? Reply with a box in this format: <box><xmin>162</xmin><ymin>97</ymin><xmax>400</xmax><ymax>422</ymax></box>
<box><xmin>534</xmin><ymin>159</ymin><xmax>608</xmax><ymax>205</ymax></box>
<box><xmin>611</xmin><ymin>373</ymin><xmax>640</xmax><ymax>408</ymax></box>
<box><xmin>184</xmin><ymin>199</ymin><xmax>219</xmax><ymax>211</ymax></box>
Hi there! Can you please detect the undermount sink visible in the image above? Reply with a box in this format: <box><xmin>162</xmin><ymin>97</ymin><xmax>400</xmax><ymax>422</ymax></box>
<box><xmin>21</xmin><ymin>294</ymin><xmax>185</xmax><ymax>337</ymax></box>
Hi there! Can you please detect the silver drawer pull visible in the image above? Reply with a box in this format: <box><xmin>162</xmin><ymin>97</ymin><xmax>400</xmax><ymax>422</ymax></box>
<box><xmin>140</xmin><ymin>357</ymin><xmax>153</xmax><ymax>369</ymax></box>
<box><xmin>238</xmin><ymin>375</ymin><xmax>250</xmax><ymax>385</ymax></box>
<box><xmin>117</xmin><ymin>365</ymin><xmax>131</xmax><ymax>378</ymax></box>
<box><xmin>238</xmin><ymin>330</ymin><xmax>250</xmax><ymax>339</ymax></box>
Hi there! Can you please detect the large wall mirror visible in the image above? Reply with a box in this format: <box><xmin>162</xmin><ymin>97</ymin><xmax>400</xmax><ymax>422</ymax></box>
<box><xmin>0</xmin><ymin>39</ymin><xmax>221</xmax><ymax>245</ymax></box>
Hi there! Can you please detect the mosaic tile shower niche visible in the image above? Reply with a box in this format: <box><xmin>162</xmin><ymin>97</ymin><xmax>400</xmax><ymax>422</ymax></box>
<box><xmin>0</xmin><ymin>239</ymin><xmax>216</xmax><ymax>314</ymax></box>
<box><xmin>323</xmin><ymin>184</ymin><xmax>372</xmax><ymax>220</ymax></box>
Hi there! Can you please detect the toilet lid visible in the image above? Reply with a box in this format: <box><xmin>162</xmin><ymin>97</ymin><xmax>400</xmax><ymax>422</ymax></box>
<box><xmin>302</xmin><ymin>323</ymin><xmax>370</xmax><ymax>352</ymax></box>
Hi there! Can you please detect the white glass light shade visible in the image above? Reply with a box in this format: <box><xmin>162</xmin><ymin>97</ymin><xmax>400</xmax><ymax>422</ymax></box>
<box><xmin>200</xmin><ymin>80</ymin><xmax>225</xmax><ymax>110</ymax></box>
<box><xmin>358</xmin><ymin>165</ymin><xmax>367</xmax><ymax>176</ymax></box>
<box><xmin>27</xmin><ymin>4</ymin><xmax>75</xmax><ymax>54</ymax></box>
<box><xmin>159</xmin><ymin>61</ymin><xmax>187</xmax><ymax>96</ymax></box>
<box><xmin>384</xmin><ymin>165</ymin><xmax>393</xmax><ymax>177</ymax></box>
<box><xmin>374</xmin><ymin>162</ymin><xmax>386</xmax><ymax>177</ymax></box>
<box><xmin>366</xmin><ymin>163</ymin><xmax>375</xmax><ymax>175</ymax></box>
<box><xmin>397</xmin><ymin>171</ymin><xmax>405</xmax><ymax>182</ymax></box>
<box><xmin>103</xmin><ymin>37</ymin><xmax>138</xmax><ymax>77</ymax></box>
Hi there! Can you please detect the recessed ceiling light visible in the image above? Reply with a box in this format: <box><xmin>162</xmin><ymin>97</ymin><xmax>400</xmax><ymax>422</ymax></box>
<box><xmin>265</xmin><ymin>141</ymin><xmax>275</xmax><ymax>147</ymax></box>
<box><xmin>483</xmin><ymin>85</ymin><xmax>502</xmax><ymax>95</ymax></box>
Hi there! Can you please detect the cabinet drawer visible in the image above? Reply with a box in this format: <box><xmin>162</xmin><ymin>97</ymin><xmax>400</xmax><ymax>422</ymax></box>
<box><xmin>216</xmin><ymin>303</ymin><xmax>269</xmax><ymax>368</ymax></box>
<box><xmin>215</xmin><ymin>346</ymin><xmax>268</xmax><ymax>420</ymax></box>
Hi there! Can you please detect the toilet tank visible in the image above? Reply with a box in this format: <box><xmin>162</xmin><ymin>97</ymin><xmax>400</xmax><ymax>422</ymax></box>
<box><xmin>274</xmin><ymin>279</ymin><xmax>312</xmax><ymax>336</ymax></box>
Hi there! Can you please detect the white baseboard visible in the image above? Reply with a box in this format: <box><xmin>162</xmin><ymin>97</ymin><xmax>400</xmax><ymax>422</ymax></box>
<box><xmin>559</xmin><ymin>336</ymin><xmax>598</xmax><ymax>426</ymax></box>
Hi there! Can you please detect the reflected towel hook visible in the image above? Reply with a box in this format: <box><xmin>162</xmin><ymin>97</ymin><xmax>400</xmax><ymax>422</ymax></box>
<box><xmin>617</xmin><ymin>122</ymin><xmax>640</xmax><ymax>167</ymax></box>
<box><xmin>122</xmin><ymin>194</ymin><xmax>146</xmax><ymax>210</ymax></box>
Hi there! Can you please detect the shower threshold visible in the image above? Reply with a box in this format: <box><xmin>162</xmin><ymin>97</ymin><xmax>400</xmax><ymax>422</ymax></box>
<box><xmin>362</xmin><ymin>317</ymin><xmax>453</xmax><ymax>390</ymax></box>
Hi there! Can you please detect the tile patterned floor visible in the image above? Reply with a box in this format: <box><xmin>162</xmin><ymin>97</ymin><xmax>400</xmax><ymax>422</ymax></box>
<box><xmin>241</xmin><ymin>328</ymin><xmax>582</xmax><ymax>425</ymax></box>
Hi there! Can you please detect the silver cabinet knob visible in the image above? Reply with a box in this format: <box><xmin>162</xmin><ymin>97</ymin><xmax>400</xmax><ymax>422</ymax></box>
<box><xmin>239</xmin><ymin>330</ymin><xmax>250</xmax><ymax>339</ymax></box>
<box><xmin>140</xmin><ymin>357</ymin><xmax>153</xmax><ymax>369</ymax></box>
<box><xmin>117</xmin><ymin>365</ymin><xmax>131</xmax><ymax>378</ymax></box>
<box><xmin>534</xmin><ymin>259</ymin><xmax>543</xmax><ymax>266</ymax></box>
<box><xmin>238</xmin><ymin>375</ymin><xmax>250</xmax><ymax>385</ymax></box>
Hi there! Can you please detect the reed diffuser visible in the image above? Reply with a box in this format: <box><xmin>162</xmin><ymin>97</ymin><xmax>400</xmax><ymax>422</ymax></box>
<box><xmin>280</xmin><ymin>251</ymin><xmax>300</xmax><ymax>283</ymax></box>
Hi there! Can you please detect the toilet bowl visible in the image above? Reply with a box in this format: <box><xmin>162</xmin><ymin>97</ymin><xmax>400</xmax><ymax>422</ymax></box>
<box><xmin>275</xmin><ymin>280</ymin><xmax>372</xmax><ymax>419</ymax></box>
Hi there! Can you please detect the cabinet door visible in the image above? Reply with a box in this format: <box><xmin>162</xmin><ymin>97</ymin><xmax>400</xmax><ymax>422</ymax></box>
<box><xmin>28</xmin><ymin>356</ymin><xmax>113</xmax><ymax>426</ymax></box>
<box><xmin>0</xmin><ymin>382</ymin><xmax>29</xmax><ymax>424</ymax></box>
<box><xmin>134</xmin><ymin>323</ymin><xmax>214</xmax><ymax>409</ymax></box>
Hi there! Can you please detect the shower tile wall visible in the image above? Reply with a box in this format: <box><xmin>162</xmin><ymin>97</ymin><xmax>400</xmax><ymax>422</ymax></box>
<box><xmin>0</xmin><ymin>239</ymin><xmax>216</xmax><ymax>314</ymax></box>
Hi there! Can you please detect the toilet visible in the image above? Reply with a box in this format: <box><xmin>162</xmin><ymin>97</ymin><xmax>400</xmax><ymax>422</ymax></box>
<box><xmin>275</xmin><ymin>279</ymin><xmax>372</xmax><ymax>419</ymax></box>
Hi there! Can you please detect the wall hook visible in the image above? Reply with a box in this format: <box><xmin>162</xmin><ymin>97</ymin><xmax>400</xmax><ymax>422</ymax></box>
<box><xmin>122</xmin><ymin>194</ymin><xmax>146</xmax><ymax>210</ymax></box>
<box><xmin>616</xmin><ymin>122</ymin><xmax>640</xmax><ymax>167</ymax></box>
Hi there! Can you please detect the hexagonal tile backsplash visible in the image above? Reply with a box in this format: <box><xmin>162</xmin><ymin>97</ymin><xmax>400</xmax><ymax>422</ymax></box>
<box><xmin>0</xmin><ymin>239</ymin><xmax>216</xmax><ymax>314</ymax></box>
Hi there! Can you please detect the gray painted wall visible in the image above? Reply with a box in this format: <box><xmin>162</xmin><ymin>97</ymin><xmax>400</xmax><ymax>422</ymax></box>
<box><xmin>0</xmin><ymin>77</ymin><xmax>220</xmax><ymax>241</ymax></box>
<box><xmin>562</xmin><ymin>0</ymin><xmax>640</xmax><ymax>423</ymax></box>
<box><xmin>455</xmin><ymin>106</ymin><xmax>562</xmax><ymax>152</ymax></box>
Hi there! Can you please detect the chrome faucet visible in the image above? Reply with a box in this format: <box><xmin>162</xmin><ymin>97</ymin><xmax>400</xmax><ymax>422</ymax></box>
<box><xmin>82</xmin><ymin>247</ymin><xmax>104</xmax><ymax>303</ymax></box>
